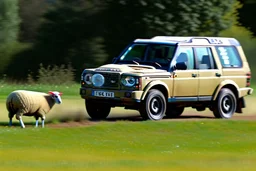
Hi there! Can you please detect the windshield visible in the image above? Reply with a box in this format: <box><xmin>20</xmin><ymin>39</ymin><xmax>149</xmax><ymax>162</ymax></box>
<box><xmin>117</xmin><ymin>43</ymin><xmax>176</xmax><ymax>69</ymax></box>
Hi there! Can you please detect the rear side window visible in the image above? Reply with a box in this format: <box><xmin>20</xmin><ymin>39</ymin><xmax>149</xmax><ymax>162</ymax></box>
<box><xmin>194</xmin><ymin>47</ymin><xmax>217</xmax><ymax>69</ymax></box>
<box><xmin>216</xmin><ymin>46</ymin><xmax>242</xmax><ymax>68</ymax></box>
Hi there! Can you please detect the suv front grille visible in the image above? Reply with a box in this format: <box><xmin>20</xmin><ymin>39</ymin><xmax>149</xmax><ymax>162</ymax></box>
<box><xmin>100</xmin><ymin>72</ymin><xmax>120</xmax><ymax>88</ymax></box>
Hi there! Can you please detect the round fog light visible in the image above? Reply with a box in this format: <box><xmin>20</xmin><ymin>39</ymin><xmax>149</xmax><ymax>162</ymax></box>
<box><xmin>92</xmin><ymin>74</ymin><xmax>105</xmax><ymax>87</ymax></box>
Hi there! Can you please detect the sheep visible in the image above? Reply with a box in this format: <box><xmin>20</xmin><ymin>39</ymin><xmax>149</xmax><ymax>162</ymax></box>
<box><xmin>6</xmin><ymin>90</ymin><xmax>62</xmax><ymax>128</ymax></box>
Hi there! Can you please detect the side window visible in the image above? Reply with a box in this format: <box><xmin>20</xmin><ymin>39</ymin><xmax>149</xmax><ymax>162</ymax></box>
<box><xmin>216</xmin><ymin>46</ymin><xmax>242</xmax><ymax>68</ymax></box>
<box><xmin>194</xmin><ymin>47</ymin><xmax>217</xmax><ymax>70</ymax></box>
<box><xmin>174</xmin><ymin>47</ymin><xmax>195</xmax><ymax>70</ymax></box>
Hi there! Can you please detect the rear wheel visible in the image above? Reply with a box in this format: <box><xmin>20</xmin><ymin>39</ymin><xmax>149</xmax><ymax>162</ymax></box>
<box><xmin>139</xmin><ymin>89</ymin><xmax>166</xmax><ymax>121</ymax></box>
<box><xmin>213</xmin><ymin>88</ymin><xmax>237</xmax><ymax>119</ymax></box>
<box><xmin>165</xmin><ymin>105</ymin><xmax>184</xmax><ymax>118</ymax></box>
<box><xmin>85</xmin><ymin>100</ymin><xmax>111</xmax><ymax>120</ymax></box>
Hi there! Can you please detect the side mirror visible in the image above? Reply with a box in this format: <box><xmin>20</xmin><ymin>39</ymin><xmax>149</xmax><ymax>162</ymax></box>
<box><xmin>175</xmin><ymin>62</ymin><xmax>187</xmax><ymax>70</ymax></box>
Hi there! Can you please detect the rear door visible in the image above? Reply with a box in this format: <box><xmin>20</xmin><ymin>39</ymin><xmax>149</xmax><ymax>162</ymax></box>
<box><xmin>194</xmin><ymin>47</ymin><xmax>222</xmax><ymax>101</ymax></box>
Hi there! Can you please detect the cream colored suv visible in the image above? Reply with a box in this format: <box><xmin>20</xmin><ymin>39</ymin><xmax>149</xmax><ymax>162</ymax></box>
<box><xmin>80</xmin><ymin>36</ymin><xmax>253</xmax><ymax>120</ymax></box>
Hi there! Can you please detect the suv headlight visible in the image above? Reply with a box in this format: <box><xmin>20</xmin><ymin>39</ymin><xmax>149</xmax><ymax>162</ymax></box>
<box><xmin>84</xmin><ymin>73</ymin><xmax>92</xmax><ymax>85</ymax></box>
<box><xmin>121</xmin><ymin>76</ymin><xmax>136</xmax><ymax>87</ymax></box>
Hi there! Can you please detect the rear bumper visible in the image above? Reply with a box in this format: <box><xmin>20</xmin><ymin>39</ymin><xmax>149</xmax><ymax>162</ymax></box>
<box><xmin>239</xmin><ymin>87</ymin><xmax>253</xmax><ymax>97</ymax></box>
<box><xmin>248</xmin><ymin>88</ymin><xmax>253</xmax><ymax>95</ymax></box>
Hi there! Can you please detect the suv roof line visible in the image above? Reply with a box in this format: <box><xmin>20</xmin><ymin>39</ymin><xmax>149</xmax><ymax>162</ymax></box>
<box><xmin>134</xmin><ymin>39</ymin><xmax>177</xmax><ymax>45</ymax></box>
<box><xmin>134</xmin><ymin>36</ymin><xmax>240</xmax><ymax>46</ymax></box>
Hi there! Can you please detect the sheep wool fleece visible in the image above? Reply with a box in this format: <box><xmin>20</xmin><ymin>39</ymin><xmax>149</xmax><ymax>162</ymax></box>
<box><xmin>6</xmin><ymin>90</ymin><xmax>54</xmax><ymax>118</ymax></box>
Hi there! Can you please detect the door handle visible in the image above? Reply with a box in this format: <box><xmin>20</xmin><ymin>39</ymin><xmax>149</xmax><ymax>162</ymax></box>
<box><xmin>215</xmin><ymin>73</ymin><xmax>221</xmax><ymax>77</ymax></box>
<box><xmin>192</xmin><ymin>73</ymin><xmax>197</xmax><ymax>77</ymax></box>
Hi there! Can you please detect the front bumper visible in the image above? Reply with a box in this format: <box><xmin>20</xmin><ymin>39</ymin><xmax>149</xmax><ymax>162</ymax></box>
<box><xmin>80</xmin><ymin>87</ymin><xmax>143</xmax><ymax>107</ymax></box>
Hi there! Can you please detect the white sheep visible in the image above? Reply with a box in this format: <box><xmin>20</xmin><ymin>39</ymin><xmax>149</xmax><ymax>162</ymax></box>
<box><xmin>6</xmin><ymin>90</ymin><xmax>62</xmax><ymax>128</ymax></box>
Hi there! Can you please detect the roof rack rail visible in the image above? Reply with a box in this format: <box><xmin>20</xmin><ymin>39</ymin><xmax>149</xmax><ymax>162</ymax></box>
<box><xmin>151</xmin><ymin>36</ymin><xmax>192</xmax><ymax>42</ymax></box>
<box><xmin>151</xmin><ymin>36</ymin><xmax>229</xmax><ymax>44</ymax></box>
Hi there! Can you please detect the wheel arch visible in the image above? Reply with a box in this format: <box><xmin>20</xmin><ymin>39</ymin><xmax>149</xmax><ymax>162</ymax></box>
<box><xmin>213</xmin><ymin>80</ymin><xmax>239</xmax><ymax>101</ymax></box>
<box><xmin>141</xmin><ymin>81</ymin><xmax>169</xmax><ymax>101</ymax></box>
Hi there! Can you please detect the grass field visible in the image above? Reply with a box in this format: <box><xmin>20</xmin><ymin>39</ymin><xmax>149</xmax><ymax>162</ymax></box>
<box><xmin>1</xmin><ymin>121</ymin><xmax>256</xmax><ymax>171</ymax></box>
<box><xmin>0</xmin><ymin>83</ymin><xmax>256</xmax><ymax>170</ymax></box>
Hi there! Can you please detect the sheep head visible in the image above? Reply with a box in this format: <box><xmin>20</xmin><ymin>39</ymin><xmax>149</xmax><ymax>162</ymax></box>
<box><xmin>48</xmin><ymin>91</ymin><xmax>63</xmax><ymax>104</ymax></box>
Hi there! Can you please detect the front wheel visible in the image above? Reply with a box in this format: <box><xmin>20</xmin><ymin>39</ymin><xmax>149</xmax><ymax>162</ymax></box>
<box><xmin>139</xmin><ymin>89</ymin><xmax>166</xmax><ymax>121</ymax></box>
<box><xmin>213</xmin><ymin>88</ymin><xmax>237</xmax><ymax>119</ymax></box>
<box><xmin>85</xmin><ymin>100</ymin><xmax>111</xmax><ymax>120</ymax></box>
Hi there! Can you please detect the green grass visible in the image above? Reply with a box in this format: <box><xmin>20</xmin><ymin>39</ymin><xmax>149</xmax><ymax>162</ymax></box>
<box><xmin>0</xmin><ymin>121</ymin><xmax>256</xmax><ymax>171</ymax></box>
<box><xmin>0</xmin><ymin>83</ymin><xmax>256</xmax><ymax>170</ymax></box>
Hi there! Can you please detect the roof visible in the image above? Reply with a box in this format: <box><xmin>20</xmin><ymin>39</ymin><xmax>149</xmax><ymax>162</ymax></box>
<box><xmin>134</xmin><ymin>36</ymin><xmax>240</xmax><ymax>46</ymax></box>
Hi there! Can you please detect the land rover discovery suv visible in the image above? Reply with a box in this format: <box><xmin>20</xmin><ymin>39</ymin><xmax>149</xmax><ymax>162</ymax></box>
<box><xmin>80</xmin><ymin>36</ymin><xmax>253</xmax><ymax>120</ymax></box>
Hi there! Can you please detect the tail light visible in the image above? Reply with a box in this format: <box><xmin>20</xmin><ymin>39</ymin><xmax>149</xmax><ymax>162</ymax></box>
<box><xmin>246</xmin><ymin>72</ymin><xmax>251</xmax><ymax>87</ymax></box>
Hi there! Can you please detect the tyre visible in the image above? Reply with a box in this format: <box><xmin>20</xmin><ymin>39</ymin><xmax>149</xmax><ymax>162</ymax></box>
<box><xmin>139</xmin><ymin>89</ymin><xmax>166</xmax><ymax>120</ymax></box>
<box><xmin>85</xmin><ymin>100</ymin><xmax>111</xmax><ymax>120</ymax></box>
<box><xmin>165</xmin><ymin>105</ymin><xmax>184</xmax><ymax>118</ymax></box>
<box><xmin>213</xmin><ymin>88</ymin><xmax>237</xmax><ymax>119</ymax></box>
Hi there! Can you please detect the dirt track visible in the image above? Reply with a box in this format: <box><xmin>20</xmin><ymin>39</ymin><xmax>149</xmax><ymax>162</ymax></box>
<box><xmin>47</xmin><ymin>113</ymin><xmax>256</xmax><ymax>128</ymax></box>
<box><xmin>43</xmin><ymin>96</ymin><xmax>256</xmax><ymax>128</ymax></box>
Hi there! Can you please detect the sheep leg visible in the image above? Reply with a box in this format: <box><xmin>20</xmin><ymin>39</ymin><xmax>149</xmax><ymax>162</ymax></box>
<box><xmin>37</xmin><ymin>110</ymin><xmax>46</xmax><ymax>128</ymax></box>
<box><xmin>16</xmin><ymin>111</ymin><xmax>25</xmax><ymax>128</ymax></box>
<box><xmin>19</xmin><ymin>116</ymin><xmax>25</xmax><ymax>128</ymax></box>
<box><xmin>35</xmin><ymin>120</ymin><xmax>39</xmax><ymax>128</ymax></box>
<box><xmin>8</xmin><ymin>113</ymin><xmax>14</xmax><ymax>127</ymax></box>
<box><xmin>35</xmin><ymin>116</ymin><xmax>39</xmax><ymax>128</ymax></box>
<box><xmin>9</xmin><ymin>119</ymin><xmax>12</xmax><ymax>127</ymax></box>
<box><xmin>41</xmin><ymin>116</ymin><xmax>46</xmax><ymax>128</ymax></box>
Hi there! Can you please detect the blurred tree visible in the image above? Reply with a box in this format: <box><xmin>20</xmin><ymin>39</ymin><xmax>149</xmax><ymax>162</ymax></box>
<box><xmin>0</xmin><ymin>0</ymin><xmax>20</xmax><ymax>44</ymax></box>
<box><xmin>18</xmin><ymin>0</ymin><xmax>49</xmax><ymax>42</ymax></box>
<box><xmin>34</xmin><ymin>0</ymin><xmax>107</xmax><ymax>72</ymax></box>
<box><xmin>102</xmin><ymin>0</ymin><xmax>241</xmax><ymax>60</ymax></box>
<box><xmin>0</xmin><ymin>0</ymin><xmax>21</xmax><ymax>76</ymax></box>
<box><xmin>5</xmin><ymin>0</ymin><xmax>108</xmax><ymax>81</ymax></box>
<box><xmin>238</xmin><ymin>0</ymin><xmax>256</xmax><ymax>36</ymax></box>
<box><xmin>5</xmin><ymin>0</ymin><xmax>242</xmax><ymax>81</ymax></box>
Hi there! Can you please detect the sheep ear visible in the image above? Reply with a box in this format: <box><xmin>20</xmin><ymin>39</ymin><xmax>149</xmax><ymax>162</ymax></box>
<box><xmin>59</xmin><ymin>92</ymin><xmax>63</xmax><ymax>96</ymax></box>
<box><xmin>48</xmin><ymin>91</ymin><xmax>54</xmax><ymax>95</ymax></box>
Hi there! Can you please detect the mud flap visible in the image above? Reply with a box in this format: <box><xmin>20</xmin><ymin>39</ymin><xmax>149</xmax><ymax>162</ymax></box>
<box><xmin>236</xmin><ymin>97</ymin><xmax>246</xmax><ymax>113</ymax></box>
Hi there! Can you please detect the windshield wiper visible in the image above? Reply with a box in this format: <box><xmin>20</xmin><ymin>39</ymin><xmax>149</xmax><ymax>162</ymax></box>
<box><xmin>132</xmin><ymin>60</ymin><xmax>140</xmax><ymax>65</ymax></box>
<box><xmin>154</xmin><ymin>62</ymin><xmax>162</xmax><ymax>67</ymax></box>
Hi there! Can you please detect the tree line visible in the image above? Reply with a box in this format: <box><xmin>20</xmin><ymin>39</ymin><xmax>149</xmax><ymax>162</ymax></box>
<box><xmin>0</xmin><ymin>0</ymin><xmax>256</xmax><ymax>82</ymax></box>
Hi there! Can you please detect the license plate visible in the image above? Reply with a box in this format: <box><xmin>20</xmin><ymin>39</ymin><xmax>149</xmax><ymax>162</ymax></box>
<box><xmin>93</xmin><ymin>91</ymin><xmax>114</xmax><ymax>98</ymax></box>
